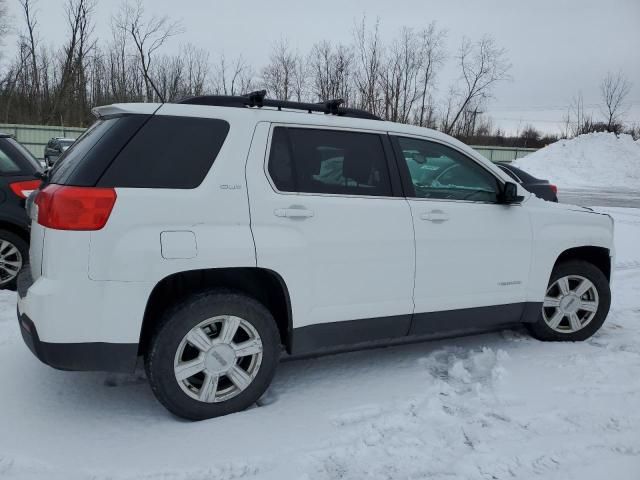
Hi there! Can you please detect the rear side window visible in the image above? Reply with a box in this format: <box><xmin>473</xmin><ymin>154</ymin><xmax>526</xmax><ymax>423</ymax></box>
<box><xmin>98</xmin><ymin>116</ymin><xmax>230</xmax><ymax>189</ymax></box>
<box><xmin>0</xmin><ymin>145</ymin><xmax>21</xmax><ymax>174</ymax></box>
<box><xmin>268</xmin><ymin>127</ymin><xmax>392</xmax><ymax>197</ymax></box>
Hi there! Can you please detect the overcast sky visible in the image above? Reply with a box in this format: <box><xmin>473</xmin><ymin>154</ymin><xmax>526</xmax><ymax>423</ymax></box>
<box><xmin>3</xmin><ymin>0</ymin><xmax>639</xmax><ymax>134</ymax></box>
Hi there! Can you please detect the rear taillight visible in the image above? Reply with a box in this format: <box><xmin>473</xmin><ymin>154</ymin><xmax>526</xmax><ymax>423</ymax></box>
<box><xmin>549</xmin><ymin>184</ymin><xmax>558</xmax><ymax>195</ymax></box>
<box><xmin>34</xmin><ymin>185</ymin><xmax>117</xmax><ymax>231</ymax></box>
<box><xmin>9</xmin><ymin>180</ymin><xmax>42</xmax><ymax>199</ymax></box>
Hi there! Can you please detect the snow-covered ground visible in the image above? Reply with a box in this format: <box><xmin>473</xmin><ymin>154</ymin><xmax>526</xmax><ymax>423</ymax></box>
<box><xmin>1</xmin><ymin>207</ymin><xmax>639</xmax><ymax>480</ymax></box>
<box><xmin>514</xmin><ymin>133</ymin><xmax>640</xmax><ymax>189</ymax></box>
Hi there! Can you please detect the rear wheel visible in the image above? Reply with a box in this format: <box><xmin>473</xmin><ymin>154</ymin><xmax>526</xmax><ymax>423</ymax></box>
<box><xmin>0</xmin><ymin>230</ymin><xmax>27</xmax><ymax>291</ymax></box>
<box><xmin>528</xmin><ymin>260</ymin><xmax>611</xmax><ymax>341</ymax></box>
<box><xmin>145</xmin><ymin>291</ymin><xmax>280</xmax><ymax>420</ymax></box>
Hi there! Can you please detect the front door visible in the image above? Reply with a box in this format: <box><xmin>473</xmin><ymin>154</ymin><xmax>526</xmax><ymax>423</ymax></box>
<box><xmin>391</xmin><ymin>135</ymin><xmax>533</xmax><ymax>333</ymax></box>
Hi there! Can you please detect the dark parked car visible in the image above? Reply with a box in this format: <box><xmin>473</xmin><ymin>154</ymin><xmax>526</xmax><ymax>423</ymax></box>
<box><xmin>0</xmin><ymin>133</ymin><xmax>42</xmax><ymax>289</ymax></box>
<box><xmin>497</xmin><ymin>163</ymin><xmax>558</xmax><ymax>202</ymax></box>
<box><xmin>44</xmin><ymin>137</ymin><xmax>75</xmax><ymax>167</ymax></box>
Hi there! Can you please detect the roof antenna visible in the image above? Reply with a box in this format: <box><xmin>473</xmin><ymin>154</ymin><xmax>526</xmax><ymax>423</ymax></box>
<box><xmin>245</xmin><ymin>90</ymin><xmax>267</xmax><ymax>108</ymax></box>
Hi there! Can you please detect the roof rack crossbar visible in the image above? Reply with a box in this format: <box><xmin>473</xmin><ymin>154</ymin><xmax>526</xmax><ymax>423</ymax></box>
<box><xmin>177</xmin><ymin>93</ymin><xmax>379</xmax><ymax>120</ymax></box>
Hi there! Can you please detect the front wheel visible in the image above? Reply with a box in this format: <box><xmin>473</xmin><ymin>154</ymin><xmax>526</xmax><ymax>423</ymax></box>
<box><xmin>145</xmin><ymin>291</ymin><xmax>281</xmax><ymax>420</ymax></box>
<box><xmin>527</xmin><ymin>260</ymin><xmax>611</xmax><ymax>341</ymax></box>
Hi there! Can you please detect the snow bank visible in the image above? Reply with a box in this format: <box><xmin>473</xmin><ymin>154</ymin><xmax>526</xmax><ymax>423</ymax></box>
<box><xmin>1</xmin><ymin>209</ymin><xmax>640</xmax><ymax>479</ymax></box>
<box><xmin>513</xmin><ymin>132</ymin><xmax>640</xmax><ymax>189</ymax></box>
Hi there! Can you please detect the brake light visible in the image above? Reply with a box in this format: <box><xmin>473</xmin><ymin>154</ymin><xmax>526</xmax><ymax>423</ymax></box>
<box><xmin>9</xmin><ymin>180</ymin><xmax>41</xmax><ymax>199</ymax></box>
<box><xmin>35</xmin><ymin>185</ymin><xmax>117</xmax><ymax>230</ymax></box>
<box><xmin>549</xmin><ymin>184</ymin><xmax>558</xmax><ymax>195</ymax></box>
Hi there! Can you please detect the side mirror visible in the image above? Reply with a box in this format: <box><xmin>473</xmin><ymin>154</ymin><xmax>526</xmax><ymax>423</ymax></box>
<box><xmin>500</xmin><ymin>181</ymin><xmax>524</xmax><ymax>204</ymax></box>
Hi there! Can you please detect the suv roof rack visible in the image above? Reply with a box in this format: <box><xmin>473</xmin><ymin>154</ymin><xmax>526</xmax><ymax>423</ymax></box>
<box><xmin>177</xmin><ymin>90</ymin><xmax>381</xmax><ymax>120</ymax></box>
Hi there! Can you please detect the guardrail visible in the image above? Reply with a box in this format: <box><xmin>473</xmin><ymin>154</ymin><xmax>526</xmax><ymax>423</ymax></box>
<box><xmin>1</xmin><ymin>122</ymin><xmax>539</xmax><ymax>162</ymax></box>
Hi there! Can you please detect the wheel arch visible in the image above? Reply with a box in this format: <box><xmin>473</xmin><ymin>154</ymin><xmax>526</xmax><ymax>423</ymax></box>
<box><xmin>139</xmin><ymin>267</ymin><xmax>293</xmax><ymax>356</ymax></box>
<box><xmin>554</xmin><ymin>246</ymin><xmax>611</xmax><ymax>280</ymax></box>
<box><xmin>0</xmin><ymin>220</ymin><xmax>30</xmax><ymax>244</ymax></box>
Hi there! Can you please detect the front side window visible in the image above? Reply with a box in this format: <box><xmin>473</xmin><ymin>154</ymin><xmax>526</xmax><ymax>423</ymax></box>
<box><xmin>268</xmin><ymin>127</ymin><xmax>392</xmax><ymax>197</ymax></box>
<box><xmin>396</xmin><ymin>137</ymin><xmax>499</xmax><ymax>202</ymax></box>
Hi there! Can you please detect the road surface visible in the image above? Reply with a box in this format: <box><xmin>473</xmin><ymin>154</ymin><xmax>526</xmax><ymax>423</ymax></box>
<box><xmin>559</xmin><ymin>187</ymin><xmax>640</xmax><ymax>208</ymax></box>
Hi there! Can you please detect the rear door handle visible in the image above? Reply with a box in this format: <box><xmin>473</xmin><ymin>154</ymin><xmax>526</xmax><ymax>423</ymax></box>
<box><xmin>274</xmin><ymin>208</ymin><xmax>314</xmax><ymax>218</ymax></box>
<box><xmin>420</xmin><ymin>210</ymin><xmax>449</xmax><ymax>222</ymax></box>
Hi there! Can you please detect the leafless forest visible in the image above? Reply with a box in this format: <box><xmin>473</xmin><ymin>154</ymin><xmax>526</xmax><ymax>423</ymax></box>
<box><xmin>0</xmin><ymin>0</ymin><xmax>636</xmax><ymax>145</ymax></box>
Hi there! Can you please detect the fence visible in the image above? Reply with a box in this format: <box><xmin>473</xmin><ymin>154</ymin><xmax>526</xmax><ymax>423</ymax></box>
<box><xmin>472</xmin><ymin>145</ymin><xmax>538</xmax><ymax>162</ymax></box>
<box><xmin>1</xmin><ymin>123</ymin><xmax>539</xmax><ymax>162</ymax></box>
<box><xmin>0</xmin><ymin>123</ymin><xmax>85</xmax><ymax>159</ymax></box>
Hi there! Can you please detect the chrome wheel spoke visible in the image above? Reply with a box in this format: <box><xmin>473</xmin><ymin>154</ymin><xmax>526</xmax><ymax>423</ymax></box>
<box><xmin>186</xmin><ymin>327</ymin><xmax>213</xmax><ymax>352</ymax></box>
<box><xmin>547</xmin><ymin>310</ymin><xmax>565</xmax><ymax>329</ymax></box>
<box><xmin>2</xmin><ymin>260</ymin><xmax>21</xmax><ymax>272</ymax></box>
<box><xmin>543</xmin><ymin>296</ymin><xmax>561</xmax><ymax>308</ymax></box>
<box><xmin>175</xmin><ymin>356</ymin><xmax>206</xmax><ymax>380</ymax></box>
<box><xmin>227</xmin><ymin>365</ymin><xmax>252</xmax><ymax>391</ymax></box>
<box><xmin>218</xmin><ymin>316</ymin><xmax>241</xmax><ymax>344</ymax></box>
<box><xmin>557</xmin><ymin>277</ymin><xmax>570</xmax><ymax>295</ymax></box>
<box><xmin>574</xmin><ymin>278</ymin><xmax>594</xmax><ymax>297</ymax></box>
<box><xmin>568</xmin><ymin>312</ymin><xmax>582</xmax><ymax>331</ymax></box>
<box><xmin>199</xmin><ymin>373</ymin><xmax>219</xmax><ymax>402</ymax></box>
<box><xmin>0</xmin><ymin>240</ymin><xmax>11</xmax><ymax>256</ymax></box>
<box><xmin>579</xmin><ymin>300</ymin><xmax>598</xmax><ymax>313</ymax></box>
<box><xmin>232</xmin><ymin>339</ymin><xmax>262</xmax><ymax>357</ymax></box>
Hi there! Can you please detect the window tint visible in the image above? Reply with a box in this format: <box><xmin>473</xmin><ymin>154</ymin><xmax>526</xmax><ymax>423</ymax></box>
<box><xmin>268</xmin><ymin>127</ymin><xmax>392</xmax><ymax>196</ymax></box>
<box><xmin>397</xmin><ymin>137</ymin><xmax>499</xmax><ymax>202</ymax></box>
<box><xmin>48</xmin><ymin>118</ymin><xmax>118</xmax><ymax>184</ymax></box>
<box><xmin>0</xmin><ymin>144</ymin><xmax>21</xmax><ymax>174</ymax></box>
<box><xmin>98</xmin><ymin>116</ymin><xmax>229</xmax><ymax>189</ymax></box>
<box><xmin>7</xmin><ymin>138</ymin><xmax>41</xmax><ymax>172</ymax></box>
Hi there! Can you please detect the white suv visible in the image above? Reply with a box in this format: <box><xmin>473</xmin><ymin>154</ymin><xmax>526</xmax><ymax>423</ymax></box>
<box><xmin>17</xmin><ymin>92</ymin><xmax>614</xmax><ymax>420</ymax></box>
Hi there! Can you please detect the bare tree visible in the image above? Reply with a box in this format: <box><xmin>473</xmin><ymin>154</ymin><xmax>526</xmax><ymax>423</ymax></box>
<box><xmin>0</xmin><ymin>0</ymin><xmax>11</xmax><ymax>57</ymax></box>
<box><xmin>600</xmin><ymin>71</ymin><xmax>631</xmax><ymax>131</ymax></box>
<box><xmin>441</xmin><ymin>35</ymin><xmax>510</xmax><ymax>135</ymax></box>
<box><xmin>114</xmin><ymin>0</ymin><xmax>183</xmax><ymax>102</ymax></box>
<box><xmin>416</xmin><ymin>22</ymin><xmax>446</xmax><ymax>127</ymax></box>
<box><xmin>261</xmin><ymin>40</ymin><xmax>304</xmax><ymax>101</ymax></box>
<box><xmin>353</xmin><ymin>17</ymin><xmax>383</xmax><ymax>116</ymax></box>
<box><xmin>212</xmin><ymin>54</ymin><xmax>252</xmax><ymax>96</ymax></box>
<box><xmin>308</xmin><ymin>41</ymin><xmax>354</xmax><ymax>103</ymax></box>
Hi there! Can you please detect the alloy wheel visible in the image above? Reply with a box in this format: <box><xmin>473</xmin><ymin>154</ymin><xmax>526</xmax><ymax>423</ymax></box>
<box><xmin>0</xmin><ymin>239</ymin><xmax>23</xmax><ymax>286</ymax></box>
<box><xmin>542</xmin><ymin>274</ymin><xmax>599</xmax><ymax>333</ymax></box>
<box><xmin>173</xmin><ymin>315</ymin><xmax>263</xmax><ymax>403</ymax></box>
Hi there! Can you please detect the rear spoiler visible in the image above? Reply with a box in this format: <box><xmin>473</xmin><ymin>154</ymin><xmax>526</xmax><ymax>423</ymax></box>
<box><xmin>92</xmin><ymin>103</ymin><xmax>162</xmax><ymax>119</ymax></box>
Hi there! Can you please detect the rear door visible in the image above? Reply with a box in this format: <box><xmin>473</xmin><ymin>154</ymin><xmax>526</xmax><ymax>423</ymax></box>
<box><xmin>246</xmin><ymin>123</ymin><xmax>415</xmax><ymax>352</ymax></box>
<box><xmin>391</xmin><ymin>135</ymin><xmax>533</xmax><ymax>333</ymax></box>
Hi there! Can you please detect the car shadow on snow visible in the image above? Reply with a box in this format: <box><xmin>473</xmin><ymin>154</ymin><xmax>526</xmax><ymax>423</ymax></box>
<box><xmin>13</xmin><ymin>325</ymin><xmax>532</xmax><ymax>424</ymax></box>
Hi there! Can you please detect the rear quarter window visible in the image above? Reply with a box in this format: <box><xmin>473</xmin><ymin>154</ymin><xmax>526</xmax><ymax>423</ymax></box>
<box><xmin>98</xmin><ymin>116</ymin><xmax>230</xmax><ymax>189</ymax></box>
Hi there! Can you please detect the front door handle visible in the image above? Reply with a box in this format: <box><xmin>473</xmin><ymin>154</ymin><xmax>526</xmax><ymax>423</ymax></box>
<box><xmin>274</xmin><ymin>208</ymin><xmax>314</xmax><ymax>218</ymax></box>
<box><xmin>420</xmin><ymin>210</ymin><xmax>449</xmax><ymax>222</ymax></box>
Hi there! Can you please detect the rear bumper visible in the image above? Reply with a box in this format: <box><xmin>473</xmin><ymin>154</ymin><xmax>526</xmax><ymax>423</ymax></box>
<box><xmin>18</xmin><ymin>310</ymin><xmax>138</xmax><ymax>372</ymax></box>
<box><xmin>17</xmin><ymin>267</ymin><xmax>139</xmax><ymax>373</ymax></box>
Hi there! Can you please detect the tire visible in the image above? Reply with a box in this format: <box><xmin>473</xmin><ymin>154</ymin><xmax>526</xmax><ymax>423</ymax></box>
<box><xmin>527</xmin><ymin>260</ymin><xmax>611</xmax><ymax>341</ymax></box>
<box><xmin>145</xmin><ymin>290</ymin><xmax>281</xmax><ymax>420</ymax></box>
<box><xmin>0</xmin><ymin>229</ymin><xmax>28</xmax><ymax>291</ymax></box>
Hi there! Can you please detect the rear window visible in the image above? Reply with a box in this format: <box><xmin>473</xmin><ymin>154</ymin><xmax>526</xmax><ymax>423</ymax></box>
<box><xmin>98</xmin><ymin>116</ymin><xmax>230</xmax><ymax>189</ymax></box>
<box><xmin>48</xmin><ymin>117</ymin><xmax>143</xmax><ymax>186</ymax></box>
